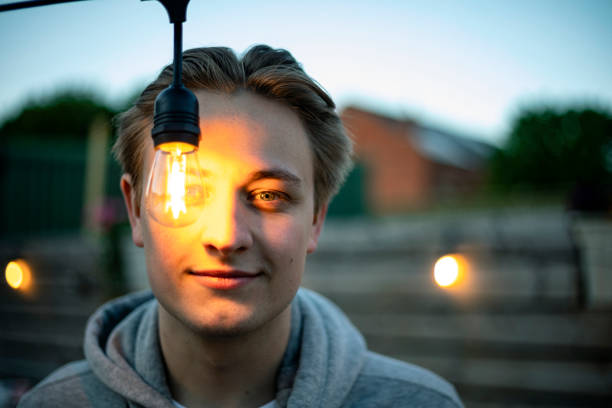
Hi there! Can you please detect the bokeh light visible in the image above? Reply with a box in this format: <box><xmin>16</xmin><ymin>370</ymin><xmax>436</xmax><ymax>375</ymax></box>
<box><xmin>5</xmin><ymin>259</ymin><xmax>32</xmax><ymax>291</ymax></box>
<box><xmin>433</xmin><ymin>254</ymin><xmax>462</xmax><ymax>288</ymax></box>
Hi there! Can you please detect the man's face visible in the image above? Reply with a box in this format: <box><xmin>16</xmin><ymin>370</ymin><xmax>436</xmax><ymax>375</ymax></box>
<box><xmin>122</xmin><ymin>90</ymin><xmax>326</xmax><ymax>336</ymax></box>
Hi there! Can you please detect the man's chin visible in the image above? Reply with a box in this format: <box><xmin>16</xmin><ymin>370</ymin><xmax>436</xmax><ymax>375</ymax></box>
<box><xmin>182</xmin><ymin>307</ymin><xmax>263</xmax><ymax>339</ymax></box>
<box><xmin>182</xmin><ymin>301</ymin><xmax>291</xmax><ymax>341</ymax></box>
<box><xmin>190</xmin><ymin>322</ymin><xmax>257</xmax><ymax>339</ymax></box>
<box><xmin>158</xmin><ymin>291</ymin><xmax>293</xmax><ymax>341</ymax></box>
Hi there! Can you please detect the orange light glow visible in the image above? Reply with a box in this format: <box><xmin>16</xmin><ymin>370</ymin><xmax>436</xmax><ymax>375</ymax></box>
<box><xmin>160</xmin><ymin>142</ymin><xmax>194</xmax><ymax>220</ymax></box>
<box><xmin>158</xmin><ymin>141</ymin><xmax>196</xmax><ymax>154</ymax></box>
<box><xmin>146</xmin><ymin>141</ymin><xmax>205</xmax><ymax>227</ymax></box>
<box><xmin>5</xmin><ymin>259</ymin><xmax>32</xmax><ymax>291</ymax></box>
<box><xmin>165</xmin><ymin>151</ymin><xmax>188</xmax><ymax>219</ymax></box>
<box><xmin>433</xmin><ymin>254</ymin><xmax>464</xmax><ymax>288</ymax></box>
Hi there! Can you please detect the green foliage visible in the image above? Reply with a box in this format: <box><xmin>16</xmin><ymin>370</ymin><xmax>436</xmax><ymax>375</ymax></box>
<box><xmin>0</xmin><ymin>88</ymin><xmax>130</xmax><ymax>237</ymax></box>
<box><xmin>0</xmin><ymin>89</ymin><xmax>118</xmax><ymax>141</ymax></box>
<box><xmin>490</xmin><ymin>106</ymin><xmax>612</xmax><ymax>191</ymax></box>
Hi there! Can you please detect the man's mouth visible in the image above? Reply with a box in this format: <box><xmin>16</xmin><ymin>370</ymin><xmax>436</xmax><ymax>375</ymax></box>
<box><xmin>188</xmin><ymin>269</ymin><xmax>262</xmax><ymax>290</ymax></box>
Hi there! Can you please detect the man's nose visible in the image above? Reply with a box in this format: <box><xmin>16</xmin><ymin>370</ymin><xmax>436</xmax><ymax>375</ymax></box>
<box><xmin>200</xmin><ymin>191</ymin><xmax>253</xmax><ymax>256</ymax></box>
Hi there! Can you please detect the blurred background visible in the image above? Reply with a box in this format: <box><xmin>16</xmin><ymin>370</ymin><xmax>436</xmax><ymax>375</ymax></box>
<box><xmin>1</xmin><ymin>0</ymin><xmax>611</xmax><ymax>406</ymax></box>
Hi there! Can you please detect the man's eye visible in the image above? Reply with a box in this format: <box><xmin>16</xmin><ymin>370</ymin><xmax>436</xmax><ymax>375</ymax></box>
<box><xmin>257</xmin><ymin>191</ymin><xmax>279</xmax><ymax>201</ymax></box>
<box><xmin>249</xmin><ymin>190</ymin><xmax>291</xmax><ymax>209</ymax></box>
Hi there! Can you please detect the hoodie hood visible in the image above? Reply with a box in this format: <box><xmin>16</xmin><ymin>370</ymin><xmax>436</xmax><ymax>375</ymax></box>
<box><xmin>84</xmin><ymin>290</ymin><xmax>174</xmax><ymax>408</ymax></box>
<box><xmin>83</xmin><ymin>288</ymin><xmax>368</xmax><ymax>408</ymax></box>
<box><xmin>277</xmin><ymin>289</ymin><xmax>367</xmax><ymax>407</ymax></box>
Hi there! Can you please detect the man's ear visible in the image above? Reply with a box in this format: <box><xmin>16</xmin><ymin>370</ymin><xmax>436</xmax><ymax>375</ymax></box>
<box><xmin>307</xmin><ymin>204</ymin><xmax>328</xmax><ymax>254</ymax></box>
<box><xmin>120</xmin><ymin>174</ymin><xmax>144</xmax><ymax>248</ymax></box>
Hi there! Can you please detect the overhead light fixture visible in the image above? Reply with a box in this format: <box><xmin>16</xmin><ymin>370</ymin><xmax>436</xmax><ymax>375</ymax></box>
<box><xmin>0</xmin><ymin>0</ymin><xmax>88</xmax><ymax>13</ymax></box>
<box><xmin>144</xmin><ymin>0</ymin><xmax>205</xmax><ymax>227</ymax></box>
<box><xmin>1</xmin><ymin>0</ymin><xmax>205</xmax><ymax>227</ymax></box>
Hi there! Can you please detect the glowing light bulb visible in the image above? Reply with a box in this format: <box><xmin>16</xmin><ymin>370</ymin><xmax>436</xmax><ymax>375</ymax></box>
<box><xmin>166</xmin><ymin>150</ymin><xmax>188</xmax><ymax>219</ymax></box>
<box><xmin>5</xmin><ymin>259</ymin><xmax>32</xmax><ymax>291</ymax></box>
<box><xmin>434</xmin><ymin>255</ymin><xmax>460</xmax><ymax>288</ymax></box>
<box><xmin>145</xmin><ymin>142</ymin><xmax>205</xmax><ymax>227</ymax></box>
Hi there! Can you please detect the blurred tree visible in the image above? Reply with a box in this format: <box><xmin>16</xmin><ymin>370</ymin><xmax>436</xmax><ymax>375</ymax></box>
<box><xmin>0</xmin><ymin>88</ymin><xmax>131</xmax><ymax>295</ymax></box>
<box><xmin>489</xmin><ymin>106</ymin><xmax>612</xmax><ymax>212</ymax></box>
<box><xmin>0</xmin><ymin>89</ymin><xmax>118</xmax><ymax>141</ymax></box>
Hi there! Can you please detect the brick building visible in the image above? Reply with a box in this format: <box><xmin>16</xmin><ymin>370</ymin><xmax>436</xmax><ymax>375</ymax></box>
<box><xmin>340</xmin><ymin>106</ymin><xmax>494</xmax><ymax>214</ymax></box>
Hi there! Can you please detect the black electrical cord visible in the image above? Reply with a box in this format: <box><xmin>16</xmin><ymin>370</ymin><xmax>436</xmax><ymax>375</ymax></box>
<box><xmin>173</xmin><ymin>22</ymin><xmax>182</xmax><ymax>87</ymax></box>
<box><xmin>150</xmin><ymin>0</ymin><xmax>200</xmax><ymax>148</ymax></box>
<box><xmin>1</xmin><ymin>0</ymin><xmax>199</xmax><ymax>147</ymax></box>
<box><xmin>156</xmin><ymin>0</ymin><xmax>188</xmax><ymax>87</ymax></box>
<box><xmin>0</xmin><ymin>0</ymin><xmax>89</xmax><ymax>12</ymax></box>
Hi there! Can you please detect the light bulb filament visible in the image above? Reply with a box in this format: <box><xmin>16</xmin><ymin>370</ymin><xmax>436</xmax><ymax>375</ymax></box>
<box><xmin>165</xmin><ymin>152</ymin><xmax>188</xmax><ymax>219</ymax></box>
<box><xmin>146</xmin><ymin>142</ymin><xmax>204</xmax><ymax>227</ymax></box>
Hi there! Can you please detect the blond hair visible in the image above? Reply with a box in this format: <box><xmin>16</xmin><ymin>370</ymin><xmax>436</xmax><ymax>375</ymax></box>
<box><xmin>113</xmin><ymin>45</ymin><xmax>352</xmax><ymax>211</ymax></box>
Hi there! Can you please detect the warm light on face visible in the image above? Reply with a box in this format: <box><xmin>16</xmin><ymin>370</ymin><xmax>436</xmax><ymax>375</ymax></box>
<box><xmin>146</xmin><ymin>142</ymin><xmax>205</xmax><ymax>227</ymax></box>
<box><xmin>5</xmin><ymin>259</ymin><xmax>32</xmax><ymax>291</ymax></box>
<box><xmin>434</xmin><ymin>255</ymin><xmax>461</xmax><ymax>288</ymax></box>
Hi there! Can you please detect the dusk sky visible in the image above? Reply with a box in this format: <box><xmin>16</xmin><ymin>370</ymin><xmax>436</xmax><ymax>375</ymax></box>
<box><xmin>1</xmin><ymin>0</ymin><xmax>611</xmax><ymax>145</ymax></box>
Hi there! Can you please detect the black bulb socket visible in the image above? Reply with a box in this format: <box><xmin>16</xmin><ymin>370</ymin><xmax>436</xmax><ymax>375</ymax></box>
<box><xmin>151</xmin><ymin>84</ymin><xmax>200</xmax><ymax>148</ymax></box>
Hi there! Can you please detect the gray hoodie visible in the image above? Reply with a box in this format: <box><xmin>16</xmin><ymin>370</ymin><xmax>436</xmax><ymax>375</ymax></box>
<box><xmin>18</xmin><ymin>288</ymin><xmax>463</xmax><ymax>407</ymax></box>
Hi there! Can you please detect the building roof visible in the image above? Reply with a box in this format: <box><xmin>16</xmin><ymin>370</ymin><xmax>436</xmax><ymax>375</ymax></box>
<box><xmin>342</xmin><ymin>105</ymin><xmax>495</xmax><ymax>171</ymax></box>
<box><xmin>414</xmin><ymin>125</ymin><xmax>495</xmax><ymax>171</ymax></box>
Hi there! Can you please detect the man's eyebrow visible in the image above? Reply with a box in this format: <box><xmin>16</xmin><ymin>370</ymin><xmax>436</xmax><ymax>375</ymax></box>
<box><xmin>247</xmin><ymin>169</ymin><xmax>302</xmax><ymax>185</ymax></box>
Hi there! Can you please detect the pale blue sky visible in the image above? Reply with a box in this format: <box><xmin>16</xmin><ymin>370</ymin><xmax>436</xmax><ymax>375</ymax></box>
<box><xmin>1</xmin><ymin>0</ymin><xmax>611</xmax><ymax>144</ymax></box>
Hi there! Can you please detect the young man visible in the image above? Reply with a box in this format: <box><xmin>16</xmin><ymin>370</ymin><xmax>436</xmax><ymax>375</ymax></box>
<box><xmin>19</xmin><ymin>45</ymin><xmax>463</xmax><ymax>408</ymax></box>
